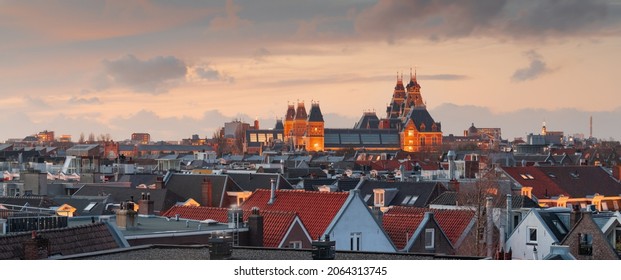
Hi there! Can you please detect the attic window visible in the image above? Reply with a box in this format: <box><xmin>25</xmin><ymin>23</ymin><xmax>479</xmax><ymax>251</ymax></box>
<box><xmin>548</xmin><ymin>173</ymin><xmax>556</xmax><ymax>178</ymax></box>
<box><xmin>401</xmin><ymin>196</ymin><xmax>412</xmax><ymax>205</ymax></box>
<box><xmin>84</xmin><ymin>202</ymin><xmax>97</xmax><ymax>212</ymax></box>
<box><xmin>578</xmin><ymin>233</ymin><xmax>593</xmax><ymax>256</ymax></box>
<box><xmin>527</xmin><ymin>227</ymin><xmax>538</xmax><ymax>244</ymax></box>
<box><xmin>425</xmin><ymin>228</ymin><xmax>435</xmax><ymax>249</ymax></box>
<box><xmin>364</xmin><ymin>194</ymin><xmax>372</xmax><ymax>203</ymax></box>
<box><xmin>407</xmin><ymin>196</ymin><xmax>419</xmax><ymax>206</ymax></box>
<box><xmin>553</xmin><ymin>220</ymin><xmax>566</xmax><ymax>234</ymax></box>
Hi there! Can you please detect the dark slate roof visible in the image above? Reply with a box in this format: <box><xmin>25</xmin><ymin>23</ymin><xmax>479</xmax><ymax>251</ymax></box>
<box><xmin>226</xmin><ymin>173</ymin><xmax>292</xmax><ymax>191</ymax></box>
<box><xmin>286</xmin><ymin>167</ymin><xmax>327</xmax><ymax>179</ymax></box>
<box><xmin>354</xmin><ymin>112</ymin><xmax>380</xmax><ymax>129</ymax></box>
<box><xmin>296</xmin><ymin>178</ymin><xmax>338</xmax><ymax>191</ymax></box>
<box><xmin>274</xmin><ymin>120</ymin><xmax>284</xmax><ymax>130</ymax></box>
<box><xmin>0</xmin><ymin>196</ymin><xmax>57</xmax><ymax>208</ymax></box>
<box><xmin>164</xmin><ymin>174</ymin><xmax>243</xmax><ymax>209</ymax></box>
<box><xmin>117</xmin><ymin>174</ymin><xmax>159</xmax><ymax>187</ymax></box>
<box><xmin>430</xmin><ymin>192</ymin><xmax>540</xmax><ymax>209</ymax></box>
<box><xmin>336</xmin><ymin>179</ymin><xmax>362</xmax><ymax>192</ymax></box>
<box><xmin>404</xmin><ymin>107</ymin><xmax>441</xmax><ymax>132</ymax></box>
<box><xmin>537</xmin><ymin>210</ymin><xmax>570</xmax><ymax>242</ymax></box>
<box><xmin>295</xmin><ymin>103</ymin><xmax>307</xmax><ymax>120</ymax></box>
<box><xmin>323</xmin><ymin>128</ymin><xmax>401</xmax><ymax>149</ymax></box>
<box><xmin>50</xmin><ymin>196</ymin><xmax>109</xmax><ymax>216</ymax></box>
<box><xmin>0</xmin><ymin>222</ymin><xmax>121</xmax><ymax>260</ymax></box>
<box><xmin>62</xmin><ymin>245</ymin><xmax>483</xmax><ymax>260</ymax></box>
<box><xmin>356</xmin><ymin>181</ymin><xmax>446</xmax><ymax>208</ymax></box>
<box><xmin>72</xmin><ymin>184</ymin><xmax>170</xmax><ymax>214</ymax></box>
<box><xmin>285</xmin><ymin>105</ymin><xmax>296</xmax><ymax>121</ymax></box>
<box><xmin>307</xmin><ymin>104</ymin><xmax>324</xmax><ymax>122</ymax></box>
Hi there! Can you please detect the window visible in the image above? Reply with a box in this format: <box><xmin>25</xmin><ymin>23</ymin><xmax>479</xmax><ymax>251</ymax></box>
<box><xmin>350</xmin><ymin>232</ymin><xmax>361</xmax><ymax>251</ymax></box>
<box><xmin>374</xmin><ymin>191</ymin><xmax>385</xmax><ymax>207</ymax></box>
<box><xmin>407</xmin><ymin>196</ymin><xmax>419</xmax><ymax>206</ymax></box>
<box><xmin>528</xmin><ymin>228</ymin><xmax>538</xmax><ymax>244</ymax></box>
<box><xmin>401</xmin><ymin>196</ymin><xmax>412</xmax><ymax>205</ymax></box>
<box><xmin>289</xmin><ymin>241</ymin><xmax>302</xmax><ymax>249</ymax></box>
<box><xmin>363</xmin><ymin>194</ymin><xmax>371</xmax><ymax>203</ymax></box>
<box><xmin>613</xmin><ymin>201</ymin><xmax>620</xmax><ymax>211</ymax></box>
<box><xmin>425</xmin><ymin>228</ymin><xmax>435</xmax><ymax>249</ymax></box>
<box><xmin>553</xmin><ymin>220</ymin><xmax>566</xmax><ymax>234</ymax></box>
<box><xmin>601</xmin><ymin>201</ymin><xmax>609</xmax><ymax>211</ymax></box>
<box><xmin>420</xmin><ymin>137</ymin><xmax>426</xmax><ymax>146</ymax></box>
<box><xmin>578</xmin><ymin>233</ymin><xmax>593</xmax><ymax>256</ymax></box>
<box><xmin>84</xmin><ymin>202</ymin><xmax>97</xmax><ymax>212</ymax></box>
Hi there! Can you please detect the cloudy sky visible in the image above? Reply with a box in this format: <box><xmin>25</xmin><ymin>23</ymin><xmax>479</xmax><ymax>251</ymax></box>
<box><xmin>1</xmin><ymin>0</ymin><xmax>620</xmax><ymax>142</ymax></box>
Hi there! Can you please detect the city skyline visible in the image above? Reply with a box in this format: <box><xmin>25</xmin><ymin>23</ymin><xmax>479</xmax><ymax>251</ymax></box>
<box><xmin>1</xmin><ymin>1</ymin><xmax>620</xmax><ymax>141</ymax></box>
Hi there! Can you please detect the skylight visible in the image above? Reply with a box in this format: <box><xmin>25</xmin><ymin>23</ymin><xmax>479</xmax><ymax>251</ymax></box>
<box><xmin>401</xmin><ymin>195</ymin><xmax>412</xmax><ymax>205</ymax></box>
<box><xmin>84</xmin><ymin>202</ymin><xmax>97</xmax><ymax>212</ymax></box>
<box><xmin>407</xmin><ymin>196</ymin><xmax>419</xmax><ymax>206</ymax></box>
<box><xmin>364</xmin><ymin>194</ymin><xmax>372</xmax><ymax>202</ymax></box>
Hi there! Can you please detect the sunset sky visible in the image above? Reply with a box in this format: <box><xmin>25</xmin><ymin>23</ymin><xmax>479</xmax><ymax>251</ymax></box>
<box><xmin>1</xmin><ymin>0</ymin><xmax>620</xmax><ymax>142</ymax></box>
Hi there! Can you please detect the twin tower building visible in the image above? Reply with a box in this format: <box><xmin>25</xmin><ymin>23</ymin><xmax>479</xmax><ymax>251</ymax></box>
<box><xmin>246</xmin><ymin>71</ymin><xmax>443</xmax><ymax>153</ymax></box>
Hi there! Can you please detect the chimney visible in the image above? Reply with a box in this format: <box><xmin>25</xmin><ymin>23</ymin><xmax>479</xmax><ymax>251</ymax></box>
<box><xmin>247</xmin><ymin>207</ymin><xmax>264</xmax><ymax>247</ymax></box>
<box><xmin>227</xmin><ymin>207</ymin><xmax>243</xmax><ymax>229</ymax></box>
<box><xmin>311</xmin><ymin>234</ymin><xmax>336</xmax><ymax>260</ymax></box>
<box><xmin>268</xmin><ymin>178</ymin><xmax>276</xmax><ymax>205</ymax></box>
<box><xmin>570</xmin><ymin>204</ymin><xmax>582</xmax><ymax>229</ymax></box>
<box><xmin>485</xmin><ymin>196</ymin><xmax>494</xmax><ymax>259</ymax></box>
<box><xmin>201</xmin><ymin>178</ymin><xmax>213</xmax><ymax>207</ymax></box>
<box><xmin>116</xmin><ymin>201</ymin><xmax>137</xmax><ymax>229</ymax></box>
<box><xmin>447</xmin><ymin>150</ymin><xmax>456</xmax><ymax>180</ymax></box>
<box><xmin>506</xmin><ymin>194</ymin><xmax>512</xmax><ymax>237</ymax></box>
<box><xmin>138</xmin><ymin>192</ymin><xmax>154</xmax><ymax>216</ymax></box>
<box><xmin>23</xmin><ymin>231</ymin><xmax>50</xmax><ymax>260</ymax></box>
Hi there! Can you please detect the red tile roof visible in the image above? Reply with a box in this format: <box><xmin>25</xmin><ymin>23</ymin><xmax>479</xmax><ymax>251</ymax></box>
<box><xmin>385</xmin><ymin>207</ymin><xmax>475</xmax><ymax>246</ymax></box>
<box><xmin>241</xmin><ymin>189</ymin><xmax>349</xmax><ymax>240</ymax></box>
<box><xmin>382</xmin><ymin>213</ymin><xmax>424</xmax><ymax>250</ymax></box>
<box><xmin>161</xmin><ymin>205</ymin><xmax>229</xmax><ymax>222</ymax></box>
<box><xmin>501</xmin><ymin>166</ymin><xmax>567</xmax><ymax>198</ymax></box>
<box><xmin>161</xmin><ymin>205</ymin><xmax>306</xmax><ymax>248</ymax></box>
<box><xmin>261</xmin><ymin>211</ymin><xmax>299</xmax><ymax>248</ymax></box>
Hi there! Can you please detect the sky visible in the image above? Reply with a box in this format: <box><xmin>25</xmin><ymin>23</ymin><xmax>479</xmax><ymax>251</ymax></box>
<box><xmin>1</xmin><ymin>0</ymin><xmax>620</xmax><ymax>142</ymax></box>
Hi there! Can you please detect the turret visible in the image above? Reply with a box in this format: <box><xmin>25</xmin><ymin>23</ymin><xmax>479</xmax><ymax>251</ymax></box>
<box><xmin>306</xmin><ymin>102</ymin><xmax>324</xmax><ymax>152</ymax></box>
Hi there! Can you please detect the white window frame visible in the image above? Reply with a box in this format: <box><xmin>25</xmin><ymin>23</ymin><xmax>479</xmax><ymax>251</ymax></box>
<box><xmin>425</xmin><ymin>228</ymin><xmax>435</xmax><ymax>249</ymax></box>
<box><xmin>527</xmin><ymin>227</ymin><xmax>538</xmax><ymax>244</ymax></box>
<box><xmin>289</xmin><ymin>241</ymin><xmax>302</xmax><ymax>249</ymax></box>
<box><xmin>374</xmin><ymin>190</ymin><xmax>385</xmax><ymax>207</ymax></box>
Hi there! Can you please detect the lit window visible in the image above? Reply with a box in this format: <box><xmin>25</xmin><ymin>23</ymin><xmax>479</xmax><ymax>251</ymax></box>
<box><xmin>528</xmin><ymin>227</ymin><xmax>538</xmax><ymax>244</ymax></box>
<box><xmin>408</xmin><ymin>130</ymin><xmax>414</xmax><ymax>137</ymax></box>
<box><xmin>425</xmin><ymin>228</ymin><xmax>435</xmax><ymax>249</ymax></box>
<box><xmin>602</xmin><ymin>202</ymin><xmax>609</xmax><ymax>211</ymax></box>
<box><xmin>420</xmin><ymin>137</ymin><xmax>425</xmax><ymax>146</ymax></box>
<box><xmin>374</xmin><ymin>191</ymin><xmax>385</xmax><ymax>207</ymax></box>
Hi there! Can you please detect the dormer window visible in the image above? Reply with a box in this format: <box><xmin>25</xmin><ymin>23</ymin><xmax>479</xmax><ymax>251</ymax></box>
<box><xmin>373</xmin><ymin>189</ymin><xmax>385</xmax><ymax>207</ymax></box>
<box><xmin>420</xmin><ymin>123</ymin><xmax>426</xmax><ymax>131</ymax></box>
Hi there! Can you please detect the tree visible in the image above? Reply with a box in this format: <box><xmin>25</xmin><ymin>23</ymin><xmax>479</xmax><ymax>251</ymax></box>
<box><xmin>78</xmin><ymin>133</ymin><xmax>85</xmax><ymax>144</ymax></box>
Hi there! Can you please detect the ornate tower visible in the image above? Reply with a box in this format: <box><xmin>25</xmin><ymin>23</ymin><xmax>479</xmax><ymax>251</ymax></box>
<box><xmin>386</xmin><ymin>73</ymin><xmax>406</xmax><ymax>119</ymax></box>
<box><xmin>402</xmin><ymin>69</ymin><xmax>424</xmax><ymax>118</ymax></box>
<box><xmin>305</xmin><ymin>102</ymin><xmax>325</xmax><ymax>152</ymax></box>
<box><xmin>293</xmin><ymin>102</ymin><xmax>308</xmax><ymax>148</ymax></box>
<box><xmin>284</xmin><ymin>104</ymin><xmax>296</xmax><ymax>142</ymax></box>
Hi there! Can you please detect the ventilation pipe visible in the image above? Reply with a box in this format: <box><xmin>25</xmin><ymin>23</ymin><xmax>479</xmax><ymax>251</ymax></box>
<box><xmin>447</xmin><ymin>150</ymin><xmax>456</xmax><ymax>180</ymax></box>
<box><xmin>486</xmin><ymin>196</ymin><xmax>494</xmax><ymax>258</ymax></box>
<box><xmin>268</xmin><ymin>178</ymin><xmax>276</xmax><ymax>205</ymax></box>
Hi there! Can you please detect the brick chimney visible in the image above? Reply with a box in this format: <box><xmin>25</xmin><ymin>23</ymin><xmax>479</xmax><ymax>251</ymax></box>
<box><xmin>570</xmin><ymin>204</ymin><xmax>582</xmax><ymax>229</ymax></box>
<box><xmin>23</xmin><ymin>231</ymin><xmax>50</xmax><ymax>260</ymax></box>
<box><xmin>247</xmin><ymin>207</ymin><xmax>264</xmax><ymax>247</ymax></box>
<box><xmin>201</xmin><ymin>178</ymin><xmax>213</xmax><ymax>207</ymax></box>
<box><xmin>138</xmin><ymin>192</ymin><xmax>154</xmax><ymax>216</ymax></box>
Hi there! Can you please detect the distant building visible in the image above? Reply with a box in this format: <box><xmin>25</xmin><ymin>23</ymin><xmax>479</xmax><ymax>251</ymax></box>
<box><xmin>131</xmin><ymin>133</ymin><xmax>151</xmax><ymax>145</ymax></box>
<box><xmin>37</xmin><ymin>130</ymin><xmax>54</xmax><ymax>143</ymax></box>
<box><xmin>244</xmin><ymin>72</ymin><xmax>443</xmax><ymax>153</ymax></box>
